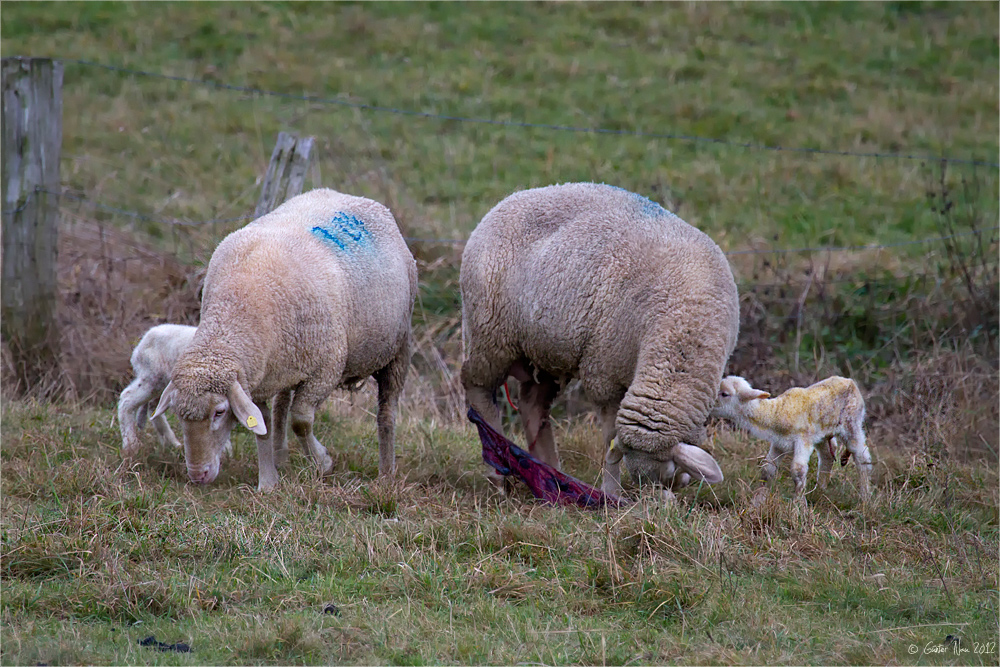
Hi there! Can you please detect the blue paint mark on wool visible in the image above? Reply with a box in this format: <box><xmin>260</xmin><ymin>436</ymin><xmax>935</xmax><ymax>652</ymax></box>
<box><xmin>600</xmin><ymin>183</ymin><xmax>671</xmax><ymax>217</ymax></box>
<box><xmin>310</xmin><ymin>211</ymin><xmax>371</xmax><ymax>253</ymax></box>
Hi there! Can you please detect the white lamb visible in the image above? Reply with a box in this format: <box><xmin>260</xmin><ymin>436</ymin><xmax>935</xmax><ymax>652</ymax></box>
<box><xmin>152</xmin><ymin>188</ymin><xmax>417</xmax><ymax>491</ymax></box>
<box><xmin>118</xmin><ymin>324</ymin><xmax>200</xmax><ymax>454</ymax></box>
<box><xmin>710</xmin><ymin>375</ymin><xmax>872</xmax><ymax>500</ymax></box>
<box><xmin>118</xmin><ymin>323</ymin><xmax>290</xmax><ymax>460</ymax></box>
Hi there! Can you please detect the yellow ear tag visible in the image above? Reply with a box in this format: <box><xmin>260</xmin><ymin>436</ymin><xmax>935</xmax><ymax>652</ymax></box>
<box><xmin>608</xmin><ymin>438</ymin><xmax>616</xmax><ymax>453</ymax></box>
<box><xmin>246</xmin><ymin>416</ymin><xmax>258</xmax><ymax>428</ymax></box>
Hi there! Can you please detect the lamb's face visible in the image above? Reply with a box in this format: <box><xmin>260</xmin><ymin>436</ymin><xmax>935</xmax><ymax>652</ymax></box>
<box><xmin>178</xmin><ymin>392</ymin><xmax>237</xmax><ymax>484</ymax></box>
<box><xmin>710</xmin><ymin>375</ymin><xmax>756</xmax><ymax>420</ymax></box>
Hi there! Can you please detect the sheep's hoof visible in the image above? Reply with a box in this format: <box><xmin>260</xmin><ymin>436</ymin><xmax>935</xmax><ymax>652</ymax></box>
<box><xmin>601</xmin><ymin>480</ymin><xmax>623</xmax><ymax>497</ymax></box>
<box><xmin>257</xmin><ymin>475</ymin><xmax>280</xmax><ymax>493</ymax></box>
<box><xmin>486</xmin><ymin>471</ymin><xmax>512</xmax><ymax>497</ymax></box>
<box><xmin>318</xmin><ymin>455</ymin><xmax>334</xmax><ymax>476</ymax></box>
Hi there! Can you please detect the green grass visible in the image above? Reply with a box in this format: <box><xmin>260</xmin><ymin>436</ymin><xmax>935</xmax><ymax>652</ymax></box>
<box><xmin>1</xmin><ymin>3</ymin><xmax>998</xmax><ymax>664</ymax></box>
<box><xmin>1</xmin><ymin>400</ymin><xmax>997</xmax><ymax>665</ymax></box>
<box><xmin>1</xmin><ymin>1</ymin><xmax>997</xmax><ymax>256</ymax></box>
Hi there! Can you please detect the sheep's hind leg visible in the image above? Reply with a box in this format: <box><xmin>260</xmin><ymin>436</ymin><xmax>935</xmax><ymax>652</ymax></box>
<box><xmin>271</xmin><ymin>389</ymin><xmax>293</xmax><ymax>467</ymax></box>
<box><xmin>289</xmin><ymin>393</ymin><xmax>334</xmax><ymax>478</ymax></box>
<box><xmin>118</xmin><ymin>378</ymin><xmax>161</xmax><ymax>454</ymax></box>
<box><xmin>517</xmin><ymin>372</ymin><xmax>560</xmax><ymax>469</ymax></box>
<box><xmin>374</xmin><ymin>352</ymin><xmax>408</xmax><ymax>478</ymax></box>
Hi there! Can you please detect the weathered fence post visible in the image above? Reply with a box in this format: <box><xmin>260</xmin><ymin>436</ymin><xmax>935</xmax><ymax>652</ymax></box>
<box><xmin>254</xmin><ymin>131</ymin><xmax>315</xmax><ymax>218</ymax></box>
<box><xmin>2</xmin><ymin>57</ymin><xmax>63</xmax><ymax>392</ymax></box>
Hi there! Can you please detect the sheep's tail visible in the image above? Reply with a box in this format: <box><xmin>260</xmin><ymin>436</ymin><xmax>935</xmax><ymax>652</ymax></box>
<box><xmin>468</xmin><ymin>407</ymin><xmax>628</xmax><ymax>509</ymax></box>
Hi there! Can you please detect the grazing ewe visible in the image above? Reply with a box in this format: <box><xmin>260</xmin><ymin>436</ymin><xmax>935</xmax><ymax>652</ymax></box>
<box><xmin>118</xmin><ymin>323</ymin><xmax>294</xmax><ymax>461</ymax></box>
<box><xmin>152</xmin><ymin>188</ymin><xmax>418</xmax><ymax>491</ymax></box>
<box><xmin>710</xmin><ymin>375</ymin><xmax>872</xmax><ymax>500</ymax></box>
<box><xmin>119</xmin><ymin>324</ymin><xmax>198</xmax><ymax>454</ymax></box>
<box><xmin>461</xmin><ymin>182</ymin><xmax>739</xmax><ymax>502</ymax></box>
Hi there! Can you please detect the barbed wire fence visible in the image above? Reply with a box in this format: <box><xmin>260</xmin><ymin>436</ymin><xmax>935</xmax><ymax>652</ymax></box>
<box><xmin>2</xmin><ymin>57</ymin><xmax>998</xmax><ymax>420</ymax></box>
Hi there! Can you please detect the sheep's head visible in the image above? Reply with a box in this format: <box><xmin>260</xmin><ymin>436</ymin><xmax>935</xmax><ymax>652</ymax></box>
<box><xmin>710</xmin><ymin>375</ymin><xmax>770</xmax><ymax>421</ymax></box>
<box><xmin>614</xmin><ymin>428</ymin><xmax>724</xmax><ymax>490</ymax></box>
<box><xmin>152</xmin><ymin>379</ymin><xmax>265</xmax><ymax>484</ymax></box>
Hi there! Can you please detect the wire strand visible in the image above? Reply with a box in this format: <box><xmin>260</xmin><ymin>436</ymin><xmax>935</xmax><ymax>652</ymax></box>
<box><xmin>65</xmin><ymin>59</ymin><xmax>1000</xmax><ymax>168</ymax></box>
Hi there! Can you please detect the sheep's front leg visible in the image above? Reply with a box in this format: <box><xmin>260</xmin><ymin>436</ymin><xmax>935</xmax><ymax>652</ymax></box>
<box><xmin>790</xmin><ymin>438</ymin><xmax>813</xmax><ymax>498</ymax></box>
<box><xmin>374</xmin><ymin>353</ymin><xmax>408</xmax><ymax>478</ymax></box>
<box><xmin>464</xmin><ymin>383</ymin><xmax>509</xmax><ymax>493</ymax></box>
<box><xmin>255</xmin><ymin>400</ymin><xmax>280</xmax><ymax>493</ymax></box>
<box><xmin>600</xmin><ymin>406</ymin><xmax>623</xmax><ymax>496</ymax></box>
<box><xmin>760</xmin><ymin>442</ymin><xmax>782</xmax><ymax>482</ymax></box>
<box><xmin>517</xmin><ymin>373</ymin><xmax>560</xmax><ymax>469</ymax></box>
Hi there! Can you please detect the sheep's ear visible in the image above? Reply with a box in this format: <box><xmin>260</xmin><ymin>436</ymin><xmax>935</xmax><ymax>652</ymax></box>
<box><xmin>739</xmin><ymin>388</ymin><xmax>770</xmax><ymax>402</ymax></box>
<box><xmin>228</xmin><ymin>380</ymin><xmax>267</xmax><ymax>435</ymax></box>
<box><xmin>151</xmin><ymin>381</ymin><xmax>177</xmax><ymax>420</ymax></box>
<box><xmin>672</xmin><ymin>443</ymin><xmax>724</xmax><ymax>484</ymax></box>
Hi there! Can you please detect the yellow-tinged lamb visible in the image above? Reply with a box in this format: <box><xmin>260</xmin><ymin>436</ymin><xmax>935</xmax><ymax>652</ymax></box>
<box><xmin>152</xmin><ymin>188</ymin><xmax>418</xmax><ymax>491</ymax></box>
<box><xmin>711</xmin><ymin>375</ymin><xmax>872</xmax><ymax>500</ymax></box>
<box><xmin>461</xmin><ymin>182</ymin><xmax>740</xmax><ymax>502</ymax></box>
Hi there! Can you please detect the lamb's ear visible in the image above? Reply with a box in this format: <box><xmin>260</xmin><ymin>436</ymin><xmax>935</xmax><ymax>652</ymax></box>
<box><xmin>151</xmin><ymin>381</ymin><xmax>177</xmax><ymax>420</ymax></box>
<box><xmin>228</xmin><ymin>380</ymin><xmax>267</xmax><ymax>435</ymax></box>
<box><xmin>672</xmin><ymin>443</ymin><xmax>724</xmax><ymax>484</ymax></box>
<box><xmin>739</xmin><ymin>388</ymin><xmax>770</xmax><ymax>402</ymax></box>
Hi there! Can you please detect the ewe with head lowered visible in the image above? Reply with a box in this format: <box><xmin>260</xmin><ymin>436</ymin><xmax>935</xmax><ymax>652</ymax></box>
<box><xmin>154</xmin><ymin>188</ymin><xmax>417</xmax><ymax>491</ymax></box>
<box><xmin>461</xmin><ymin>182</ymin><xmax>739</xmax><ymax>502</ymax></box>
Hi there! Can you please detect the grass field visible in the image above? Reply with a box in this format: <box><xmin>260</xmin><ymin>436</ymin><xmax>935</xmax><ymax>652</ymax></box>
<box><xmin>3</xmin><ymin>400</ymin><xmax>998</xmax><ymax>666</ymax></box>
<box><xmin>1</xmin><ymin>2</ymin><xmax>998</xmax><ymax>665</ymax></box>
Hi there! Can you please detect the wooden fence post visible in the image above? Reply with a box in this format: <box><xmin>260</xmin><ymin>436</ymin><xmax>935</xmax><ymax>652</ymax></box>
<box><xmin>1</xmin><ymin>57</ymin><xmax>63</xmax><ymax>392</ymax></box>
<box><xmin>254</xmin><ymin>131</ymin><xmax>315</xmax><ymax>218</ymax></box>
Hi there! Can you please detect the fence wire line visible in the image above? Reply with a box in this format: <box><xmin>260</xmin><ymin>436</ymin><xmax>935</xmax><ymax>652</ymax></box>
<box><xmin>11</xmin><ymin>186</ymin><xmax>997</xmax><ymax>257</ymax></box>
<box><xmin>66</xmin><ymin>58</ymin><xmax>1000</xmax><ymax>168</ymax></box>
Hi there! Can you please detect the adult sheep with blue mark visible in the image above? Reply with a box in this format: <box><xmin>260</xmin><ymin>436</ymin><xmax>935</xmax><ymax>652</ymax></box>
<box><xmin>153</xmin><ymin>188</ymin><xmax>418</xmax><ymax>491</ymax></box>
<box><xmin>460</xmin><ymin>182</ymin><xmax>739</xmax><ymax>502</ymax></box>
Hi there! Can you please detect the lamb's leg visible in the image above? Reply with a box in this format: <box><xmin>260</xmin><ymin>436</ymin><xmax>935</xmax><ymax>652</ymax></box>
<box><xmin>271</xmin><ymin>389</ymin><xmax>293</xmax><ymax>467</ymax></box>
<box><xmin>255</xmin><ymin>400</ymin><xmax>280</xmax><ymax>493</ymax></box>
<box><xmin>118</xmin><ymin>378</ymin><xmax>160</xmax><ymax>454</ymax></box>
<box><xmin>817</xmin><ymin>436</ymin><xmax>836</xmax><ymax>489</ymax></box>
<box><xmin>516</xmin><ymin>372</ymin><xmax>560</xmax><ymax>469</ymax></box>
<box><xmin>760</xmin><ymin>442</ymin><xmax>781</xmax><ymax>482</ymax></box>
<box><xmin>600</xmin><ymin>406</ymin><xmax>623</xmax><ymax>496</ymax></box>
<box><xmin>136</xmin><ymin>402</ymin><xmax>149</xmax><ymax>433</ymax></box>
<box><xmin>289</xmin><ymin>394</ymin><xmax>334</xmax><ymax>477</ymax></box>
<box><xmin>374</xmin><ymin>352</ymin><xmax>408</xmax><ymax>478</ymax></box>
<box><xmin>151</xmin><ymin>410</ymin><xmax>183</xmax><ymax>449</ymax></box>
<box><xmin>790</xmin><ymin>438</ymin><xmax>812</xmax><ymax>498</ymax></box>
<box><xmin>845</xmin><ymin>424</ymin><xmax>873</xmax><ymax>500</ymax></box>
